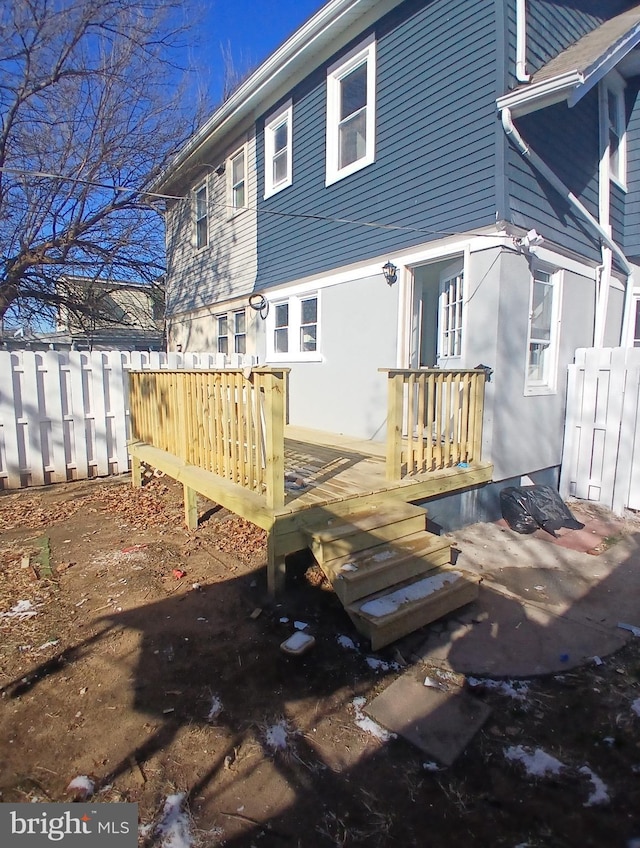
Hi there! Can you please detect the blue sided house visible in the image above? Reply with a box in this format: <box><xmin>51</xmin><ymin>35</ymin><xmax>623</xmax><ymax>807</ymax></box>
<box><xmin>153</xmin><ymin>0</ymin><xmax>640</xmax><ymax>536</ymax></box>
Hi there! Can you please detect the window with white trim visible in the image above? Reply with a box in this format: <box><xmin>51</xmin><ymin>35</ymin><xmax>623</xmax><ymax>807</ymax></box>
<box><xmin>233</xmin><ymin>309</ymin><xmax>246</xmax><ymax>354</ymax></box>
<box><xmin>217</xmin><ymin>314</ymin><xmax>229</xmax><ymax>355</ymax></box>
<box><xmin>268</xmin><ymin>293</ymin><xmax>321</xmax><ymax>361</ymax></box>
<box><xmin>194</xmin><ymin>183</ymin><xmax>208</xmax><ymax>249</ymax></box>
<box><xmin>264</xmin><ymin>102</ymin><xmax>292</xmax><ymax>198</ymax></box>
<box><xmin>601</xmin><ymin>77</ymin><xmax>627</xmax><ymax>187</ymax></box>
<box><xmin>632</xmin><ymin>297</ymin><xmax>640</xmax><ymax>347</ymax></box>
<box><xmin>228</xmin><ymin>147</ymin><xmax>247</xmax><ymax>212</ymax></box>
<box><xmin>216</xmin><ymin>309</ymin><xmax>248</xmax><ymax>355</ymax></box>
<box><xmin>326</xmin><ymin>35</ymin><xmax>376</xmax><ymax>185</ymax></box>
<box><xmin>525</xmin><ymin>265</ymin><xmax>561</xmax><ymax>394</ymax></box>
<box><xmin>438</xmin><ymin>268</ymin><xmax>464</xmax><ymax>358</ymax></box>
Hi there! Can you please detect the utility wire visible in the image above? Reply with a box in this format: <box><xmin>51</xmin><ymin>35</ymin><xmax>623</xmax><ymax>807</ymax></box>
<box><xmin>0</xmin><ymin>164</ymin><xmax>510</xmax><ymax>241</ymax></box>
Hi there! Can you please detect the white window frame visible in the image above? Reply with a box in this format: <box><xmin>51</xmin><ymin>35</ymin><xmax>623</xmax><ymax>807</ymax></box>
<box><xmin>524</xmin><ymin>264</ymin><xmax>562</xmax><ymax>396</ymax></box>
<box><xmin>438</xmin><ymin>264</ymin><xmax>465</xmax><ymax>360</ymax></box>
<box><xmin>227</xmin><ymin>145</ymin><xmax>248</xmax><ymax>216</ymax></box>
<box><xmin>600</xmin><ymin>74</ymin><xmax>627</xmax><ymax>190</ymax></box>
<box><xmin>216</xmin><ymin>314</ymin><xmax>229</xmax><ymax>355</ymax></box>
<box><xmin>194</xmin><ymin>182</ymin><xmax>208</xmax><ymax>249</ymax></box>
<box><xmin>266</xmin><ymin>292</ymin><xmax>321</xmax><ymax>362</ymax></box>
<box><xmin>264</xmin><ymin>101</ymin><xmax>293</xmax><ymax>198</ymax></box>
<box><xmin>325</xmin><ymin>34</ymin><xmax>376</xmax><ymax>186</ymax></box>
<box><xmin>233</xmin><ymin>309</ymin><xmax>247</xmax><ymax>354</ymax></box>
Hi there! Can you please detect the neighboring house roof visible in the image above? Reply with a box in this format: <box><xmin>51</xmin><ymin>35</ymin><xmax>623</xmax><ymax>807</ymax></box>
<box><xmin>154</xmin><ymin>0</ymin><xmax>403</xmax><ymax>194</ymax></box>
<box><xmin>498</xmin><ymin>2</ymin><xmax>640</xmax><ymax>116</ymax></box>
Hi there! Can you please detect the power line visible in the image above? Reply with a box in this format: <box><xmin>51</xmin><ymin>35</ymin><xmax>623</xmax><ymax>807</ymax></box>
<box><xmin>1</xmin><ymin>164</ymin><xmax>506</xmax><ymax>240</ymax></box>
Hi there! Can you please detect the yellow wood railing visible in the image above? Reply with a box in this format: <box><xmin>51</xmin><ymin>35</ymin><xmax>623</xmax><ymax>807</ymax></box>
<box><xmin>381</xmin><ymin>368</ymin><xmax>487</xmax><ymax>480</ymax></box>
<box><xmin>128</xmin><ymin>367</ymin><xmax>288</xmax><ymax>508</ymax></box>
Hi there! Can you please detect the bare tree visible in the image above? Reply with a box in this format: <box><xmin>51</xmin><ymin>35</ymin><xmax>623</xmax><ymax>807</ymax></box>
<box><xmin>0</xmin><ymin>0</ymin><xmax>203</xmax><ymax>331</ymax></box>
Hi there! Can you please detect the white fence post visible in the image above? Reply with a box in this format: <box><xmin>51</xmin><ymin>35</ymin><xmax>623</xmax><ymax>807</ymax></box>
<box><xmin>0</xmin><ymin>348</ymin><xmax>257</xmax><ymax>489</ymax></box>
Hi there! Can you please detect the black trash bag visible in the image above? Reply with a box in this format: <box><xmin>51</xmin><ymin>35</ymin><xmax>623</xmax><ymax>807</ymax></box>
<box><xmin>500</xmin><ymin>485</ymin><xmax>584</xmax><ymax>537</ymax></box>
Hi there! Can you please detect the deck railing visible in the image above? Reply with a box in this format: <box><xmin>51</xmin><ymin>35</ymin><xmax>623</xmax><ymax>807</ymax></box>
<box><xmin>128</xmin><ymin>367</ymin><xmax>288</xmax><ymax>508</ymax></box>
<box><xmin>382</xmin><ymin>368</ymin><xmax>487</xmax><ymax>480</ymax></box>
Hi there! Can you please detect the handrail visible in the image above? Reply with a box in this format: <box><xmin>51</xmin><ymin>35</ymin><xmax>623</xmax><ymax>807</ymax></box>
<box><xmin>128</xmin><ymin>367</ymin><xmax>288</xmax><ymax>508</ymax></box>
<box><xmin>380</xmin><ymin>368</ymin><xmax>487</xmax><ymax>480</ymax></box>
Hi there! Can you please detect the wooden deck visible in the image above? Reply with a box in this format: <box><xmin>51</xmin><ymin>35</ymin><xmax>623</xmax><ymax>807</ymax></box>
<box><xmin>129</xmin><ymin>424</ymin><xmax>493</xmax><ymax>594</ymax></box>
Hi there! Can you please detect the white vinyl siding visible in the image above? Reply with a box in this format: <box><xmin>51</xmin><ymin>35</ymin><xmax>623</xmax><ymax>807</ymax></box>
<box><xmin>264</xmin><ymin>101</ymin><xmax>292</xmax><ymax>198</ymax></box>
<box><xmin>326</xmin><ymin>35</ymin><xmax>376</xmax><ymax>186</ymax></box>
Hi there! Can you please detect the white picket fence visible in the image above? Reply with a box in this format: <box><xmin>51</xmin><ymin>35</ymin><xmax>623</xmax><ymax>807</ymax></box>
<box><xmin>0</xmin><ymin>349</ymin><xmax>256</xmax><ymax>490</ymax></box>
<box><xmin>560</xmin><ymin>347</ymin><xmax>640</xmax><ymax>513</ymax></box>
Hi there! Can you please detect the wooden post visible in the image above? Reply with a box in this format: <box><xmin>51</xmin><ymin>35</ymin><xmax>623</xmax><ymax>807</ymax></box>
<box><xmin>267</xmin><ymin>525</ymin><xmax>286</xmax><ymax>596</ymax></box>
<box><xmin>184</xmin><ymin>484</ymin><xmax>198</xmax><ymax>530</ymax></box>
<box><xmin>386</xmin><ymin>371</ymin><xmax>404</xmax><ymax>481</ymax></box>
<box><xmin>131</xmin><ymin>454</ymin><xmax>142</xmax><ymax>489</ymax></box>
<box><xmin>471</xmin><ymin>372</ymin><xmax>485</xmax><ymax>462</ymax></box>
<box><xmin>263</xmin><ymin>370</ymin><xmax>285</xmax><ymax>509</ymax></box>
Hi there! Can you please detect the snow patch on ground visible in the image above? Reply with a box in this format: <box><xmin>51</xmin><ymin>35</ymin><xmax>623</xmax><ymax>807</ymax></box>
<box><xmin>265</xmin><ymin>720</ymin><xmax>290</xmax><ymax>750</ymax></box>
<box><xmin>66</xmin><ymin>775</ymin><xmax>95</xmax><ymax>797</ymax></box>
<box><xmin>365</xmin><ymin>656</ymin><xmax>400</xmax><ymax>672</ymax></box>
<box><xmin>505</xmin><ymin>746</ymin><xmax>565</xmax><ymax>777</ymax></box>
<box><xmin>207</xmin><ymin>695</ymin><xmax>223</xmax><ymax>721</ymax></box>
<box><xmin>153</xmin><ymin>793</ymin><xmax>195</xmax><ymax>848</ymax></box>
<box><xmin>337</xmin><ymin>635</ymin><xmax>358</xmax><ymax>651</ymax></box>
<box><xmin>579</xmin><ymin>766</ymin><xmax>610</xmax><ymax>806</ymax></box>
<box><xmin>1</xmin><ymin>600</ymin><xmax>39</xmax><ymax>619</ymax></box>
<box><xmin>632</xmin><ymin>698</ymin><xmax>640</xmax><ymax>717</ymax></box>
<box><xmin>467</xmin><ymin>677</ymin><xmax>530</xmax><ymax>702</ymax></box>
<box><xmin>352</xmin><ymin>697</ymin><xmax>396</xmax><ymax>742</ymax></box>
<box><xmin>359</xmin><ymin>572</ymin><xmax>461</xmax><ymax>618</ymax></box>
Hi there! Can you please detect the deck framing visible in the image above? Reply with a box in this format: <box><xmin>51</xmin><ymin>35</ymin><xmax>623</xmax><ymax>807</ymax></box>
<box><xmin>128</xmin><ymin>426</ymin><xmax>493</xmax><ymax>594</ymax></box>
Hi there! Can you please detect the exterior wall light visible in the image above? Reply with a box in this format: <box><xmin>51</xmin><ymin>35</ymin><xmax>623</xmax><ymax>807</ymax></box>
<box><xmin>382</xmin><ymin>261</ymin><xmax>398</xmax><ymax>285</ymax></box>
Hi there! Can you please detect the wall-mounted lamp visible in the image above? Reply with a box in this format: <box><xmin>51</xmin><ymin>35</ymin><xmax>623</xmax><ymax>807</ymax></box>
<box><xmin>382</xmin><ymin>260</ymin><xmax>398</xmax><ymax>286</ymax></box>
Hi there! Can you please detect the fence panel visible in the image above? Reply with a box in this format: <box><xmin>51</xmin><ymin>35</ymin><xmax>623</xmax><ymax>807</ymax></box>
<box><xmin>560</xmin><ymin>347</ymin><xmax>640</xmax><ymax>513</ymax></box>
<box><xmin>0</xmin><ymin>349</ymin><xmax>256</xmax><ymax>489</ymax></box>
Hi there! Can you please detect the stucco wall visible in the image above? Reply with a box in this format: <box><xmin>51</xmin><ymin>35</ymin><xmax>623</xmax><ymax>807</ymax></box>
<box><xmin>278</xmin><ymin>274</ymin><xmax>398</xmax><ymax>440</ymax></box>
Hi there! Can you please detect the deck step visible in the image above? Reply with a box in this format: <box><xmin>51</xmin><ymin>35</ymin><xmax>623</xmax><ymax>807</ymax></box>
<box><xmin>346</xmin><ymin>568</ymin><xmax>479</xmax><ymax>651</ymax></box>
<box><xmin>326</xmin><ymin>531</ymin><xmax>451</xmax><ymax>605</ymax></box>
<box><xmin>306</xmin><ymin>502</ymin><xmax>426</xmax><ymax>564</ymax></box>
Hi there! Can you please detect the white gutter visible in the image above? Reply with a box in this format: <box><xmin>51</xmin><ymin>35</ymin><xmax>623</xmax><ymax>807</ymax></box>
<box><xmin>516</xmin><ymin>0</ymin><xmax>530</xmax><ymax>82</ymax></box>
<box><xmin>496</xmin><ymin>71</ymin><xmax>583</xmax><ymax>115</ymax></box>
<box><xmin>500</xmin><ymin>107</ymin><xmax>631</xmax><ymax>276</ymax></box>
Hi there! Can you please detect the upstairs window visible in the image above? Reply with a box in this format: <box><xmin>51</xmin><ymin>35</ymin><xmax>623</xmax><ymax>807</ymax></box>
<box><xmin>525</xmin><ymin>265</ymin><xmax>561</xmax><ymax>394</ymax></box>
<box><xmin>194</xmin><ymin>183</ymin><xmax>208</xmax><ymax>249</ymax></box>
<box><xmin>601</xmin><ymin>77</ymin><xmax>627</xmax><ymax>187</ymax></box>
<box><xmin>228</xmin><ymin>147</ymin><xmax>247</xmax><ymax>212</ymax></box>
<box><xmin>264</xmin><ymin>102</ymin><xmax>292</xmax><ymax>198</ymax></box>
<box><xmin>326</xmin><ymin>35</ymin><xmax>376</xmax><ymax>185</ymax></box>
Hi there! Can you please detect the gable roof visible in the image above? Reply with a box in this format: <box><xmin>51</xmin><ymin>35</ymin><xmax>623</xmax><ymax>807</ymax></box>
<box><xmin>154</xmin><ymin>0</ymin><xmax>402</xmax><ymax>194</ymax></box>
<box><xmin>498</xmin><ymin>3</ymin><xmax>640</xmax><ymax>116</ymax></box>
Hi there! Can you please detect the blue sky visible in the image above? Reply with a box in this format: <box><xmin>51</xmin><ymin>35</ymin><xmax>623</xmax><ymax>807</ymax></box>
<box><xmin>186</xmin><ymin>0</ymin><xmax>326</xmax><ymax>106</ymax></box>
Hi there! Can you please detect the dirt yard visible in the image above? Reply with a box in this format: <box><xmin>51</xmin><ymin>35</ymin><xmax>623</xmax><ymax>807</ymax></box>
<box><xmin>0</xmin><ymin>475</ymin><xmax>639</xmax><ymax>847</ymax></box>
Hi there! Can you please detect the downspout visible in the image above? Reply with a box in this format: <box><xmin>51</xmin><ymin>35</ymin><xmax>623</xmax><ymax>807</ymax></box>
<box><xmin>516</xmin><ymin>0</ymin><xmax>530</xmax><ymax>83</ymax></box>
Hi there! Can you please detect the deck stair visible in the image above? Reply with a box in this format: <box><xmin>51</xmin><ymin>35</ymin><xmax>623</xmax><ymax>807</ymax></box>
<box><xmin>305</xmin><ymin>502</ymin><xmax>479</xmax><ymax>650</ymax></box>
